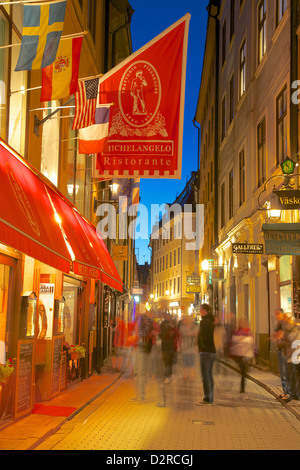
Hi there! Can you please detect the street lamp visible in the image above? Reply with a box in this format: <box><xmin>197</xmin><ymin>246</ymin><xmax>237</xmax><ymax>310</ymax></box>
<box><xmin>258</xmin><ymin>158</ymin><xmax>298</xmax><ymax>218</ymax></box>
<box><xmin>266</xmin><ymin>189</ymin><xmax>281</xmax><ymax>220</ymax></box>
<box><xmin>93</xmin><ymin>183</ymin><xmax>119</xmax><ymax>212</ymax></box>
<box><xmin>201</xmin><ymin>259</ymin><xmax>209</xmax><ymax>272</ymax></box>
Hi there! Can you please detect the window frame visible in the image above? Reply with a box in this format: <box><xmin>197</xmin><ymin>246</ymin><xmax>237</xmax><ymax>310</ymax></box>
<box><xmin>276</xmin><ymin>84</ymin><xmax>288</xmax><ymax>166</ymax></box>
<box><xmin>239</xmin><ymin>38</ymin><xmax>246</xmax><ymax>98</ymax></box>
<box><xmin>258</xmin><ymin>0</ymin><xmax>267</xmax><ymax>64</ymax></box>
<box><xmin>257</xmin><ymin>116</ymin><xmax>267</xmax><ymax>188</ymax></box>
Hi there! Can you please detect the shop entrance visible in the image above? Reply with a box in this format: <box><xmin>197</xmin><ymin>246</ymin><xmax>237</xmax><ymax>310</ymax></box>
<box><xmin>63</xmin><ymin>276</ymin><xmax>85</xmax><ymax>383</ymax></box>
<box><xmin>0</xmin><ymin>255</ymin><xmax>16</xmax><ymax>420</ymax></box>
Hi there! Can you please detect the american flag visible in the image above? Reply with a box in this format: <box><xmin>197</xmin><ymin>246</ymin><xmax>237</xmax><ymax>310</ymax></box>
<box><xmin>72</xmin><ymin>78</ymin><xmax>99</xmax><ymax>130</ymax></box>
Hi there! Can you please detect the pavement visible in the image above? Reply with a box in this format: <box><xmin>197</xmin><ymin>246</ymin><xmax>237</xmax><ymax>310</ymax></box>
<box><xmin>0</xmin><ymin>355</ymin><xmax>299</xmax><ymax>451</ymax></box>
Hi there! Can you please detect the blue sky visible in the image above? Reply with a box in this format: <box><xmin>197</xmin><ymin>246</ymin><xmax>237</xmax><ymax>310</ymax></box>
<box><xmin>129</xmin><ymin>0</ymin><xmax>208</xmax><ymax>264</ymax></box>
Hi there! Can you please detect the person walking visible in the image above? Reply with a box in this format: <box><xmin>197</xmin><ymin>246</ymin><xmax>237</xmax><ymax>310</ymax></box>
<box><xmin>130</xmin><ymin>312</ymin><xmax>154</xmax><ymax>403</ymax></box>
<box><xmin>230</xmin><ymin>317</ymin><xmax>255</xmax><ymax>399</ymax></box>
<box><xmin>196</xmin><ymin>304</ymin><xmax>216</xmax><ymax>405</ymax></box>
<box><xmin>271</xmin><ymin>308</ymin><xmax>291</xmax><ymax>400</ymax></box>
<box><xmin>283</xmin><ymin>315</ymin><xmax>300</xmax><ymax>403</ymax></box>
<box><xmin>214</xmin><ymin>312</ymin><xmax>227</xmax><ymax>374</ymax></box>
<box><xmin>159</xmin><ymin>313</ymin><xmax>178</xmax><ymax>383</ymax></box>
<box><xmin>178</xmin><ymin>314</ymin><xmax>198</xmax><ymax>382</ymax></box>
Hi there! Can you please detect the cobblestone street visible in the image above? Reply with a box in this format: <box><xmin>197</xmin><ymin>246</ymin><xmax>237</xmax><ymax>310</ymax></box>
<box><xmin>35</xmin><ymin>360</ymin><xmax>300</xmax><ymax>451</ymax></box>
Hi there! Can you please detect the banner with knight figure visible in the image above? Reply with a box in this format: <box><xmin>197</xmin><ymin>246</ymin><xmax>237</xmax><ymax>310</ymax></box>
<box><xmin>93</xmin><ymin>14</ymin><xmax>190</xmax><ymax>179</ymax></box>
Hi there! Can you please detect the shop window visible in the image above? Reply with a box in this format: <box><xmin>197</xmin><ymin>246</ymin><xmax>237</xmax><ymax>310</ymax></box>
<box><xmin>63</xmin><ymin>279</ymin><xmax>82</xmax><ymax>347</ymax></box>
<box><xmin>41</xmin><ymin>101</ymin><xmax>60</xmax><ymax>186</ymax></box>
<box><xmin>67</xmin><ymin>101</ymin><xmax>92</xmax><ymax>219</ymax></box>
<box><xmin>279</xmin><ymin>256</ymin><xmax>292</xmax><ymax>313</ymax></box>
<box><xmin>9</xmin><ymin>30</ymin><xmax>27</xmax><ymax>155</ymax></box>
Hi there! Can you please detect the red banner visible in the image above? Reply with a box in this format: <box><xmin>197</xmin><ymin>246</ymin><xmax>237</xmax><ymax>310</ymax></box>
<box><xmin>93</xmin><ymin>15</ymin><xmax>190</xmax><ymax>179</ymax></box>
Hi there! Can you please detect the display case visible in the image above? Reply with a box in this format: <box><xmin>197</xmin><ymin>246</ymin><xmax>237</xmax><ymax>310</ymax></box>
<box><xmin>54</xmin><ymin>297</ymin><xmax>65</xmax><ymax>336</ymax></box>
<box><xmin>20</xmin><ymin>292</ymin><xmax>37</xmax><ymax>340</ymax></box>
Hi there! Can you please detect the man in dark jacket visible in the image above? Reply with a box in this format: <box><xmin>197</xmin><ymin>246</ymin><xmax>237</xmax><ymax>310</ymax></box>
<box><xmin>160</xmin><ymin>313</ymin><xmax>178</xmax><ymax>383</ymax></box>
<box><xmin>196</xmin><ymin>304</ymin><xmax>216</xmax><ymax>405</ymax></box>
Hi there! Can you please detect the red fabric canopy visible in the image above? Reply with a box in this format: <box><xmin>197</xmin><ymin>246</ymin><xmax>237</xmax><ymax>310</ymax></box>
<box><xmin>0</xmin><ymin>139</ymin><xmax>123</xmax><ymax>292</ymax></box>
<box><xmin>77</xmin><ymin>217</ymin><xmax>123</xmax><ymax>292</ymax></box>
<box><xmin>47</xmin><ymin>187</ymin><xmax>123</xmax><ymax>292</ymax></box>
<box><xmin>0</xmin><ymin>140</ymin><xmax>71</xmax><ymax>273</ymax></box>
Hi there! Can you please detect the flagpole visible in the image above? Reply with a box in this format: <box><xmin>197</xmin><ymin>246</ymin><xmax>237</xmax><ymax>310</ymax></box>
<box><xmin>0</xmin><ymin>31</ymin><xmax>88</xmax><ymax>50</ymax></box>
<box><xmin>11</xmin><ymin>73</ymin><xmax>104</xmax><ymax>95</ymax></box>
<box><xmin>30</xmin><ymin>103</ymin><xmax>114</xmax><ymax>112</ymax></box>
<box><xmin>0</xmin><ymin>0</ymin><xmax>69</xmax><ymax>6</ymax></box>
<box><xmin>11</xmin><ymin>86</ymin><xmax>41</xmax><ymax>95</ymax></box>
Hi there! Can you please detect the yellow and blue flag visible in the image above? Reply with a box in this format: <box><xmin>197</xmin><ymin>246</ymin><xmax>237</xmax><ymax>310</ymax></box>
<box><xmin>15</xmin><ymin>1</ymin><xmax>67</xmax><ymax>72</ymax></box>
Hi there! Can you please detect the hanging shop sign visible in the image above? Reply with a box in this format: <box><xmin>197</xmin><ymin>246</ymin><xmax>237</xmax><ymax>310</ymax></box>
<box><xmin>273</xmin><ymin>190</ymin><xmax>300</xmax><ymax>210</ymax></box>
<box><xmin>232</xmin><ymin>243</ymin><xmax>264</xmax><ymax>255</ymax></box>
<box><xmin>186</xmin><ymin>274</ymin><xmax>200</xmax><ymax>285</ymax></box>
<box><xmin>211</xmin><ymin>266</ymin><xmax>225</xmax><ymax>281</ymax></box>
<box><xmin>263</xmin><ymin>224</ymin><xmax>300</xmax><ymax>256</ymax></box>
<box><xmin>186</xmin><ymin>285</ymin><xmax>201</xmax><ymax>293</ymax></box>
<box><xmin>112</xmin><ymin>245</ymin><xmax>128</xmax><ymax>261</ymax></box>
<box><xmin>281</xmin><ymin>157</ymin><xmax>296</xmax><ymax>175</ymax></box>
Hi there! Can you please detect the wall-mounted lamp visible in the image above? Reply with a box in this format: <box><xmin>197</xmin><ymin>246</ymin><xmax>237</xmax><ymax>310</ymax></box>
<box><xmin>201</xmin><ymin>259</ymin><xmax>209</xmax><ymax>271</ymax></box>
<box><xmin>266</xmin><ymin>189</ymin><xmax>281</xmax><ymax>220</ymax></box>
<box><xmin>93</xmin><ymin>184</ymin><xmax>120</xmax><ymax>212</ymax></box>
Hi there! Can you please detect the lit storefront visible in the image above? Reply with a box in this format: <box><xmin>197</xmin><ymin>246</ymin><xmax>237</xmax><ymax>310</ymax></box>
<box><xmin>0</xmin><ymin>140</ymin><xmax>123</xmax><ymax>421</ymax></box>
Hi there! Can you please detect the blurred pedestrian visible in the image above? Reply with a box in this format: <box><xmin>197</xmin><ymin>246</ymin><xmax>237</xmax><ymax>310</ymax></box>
<box><xmin>129</xmin><ymin>312</ymin><xmax>154</xmax><ymax>403</ymax></box>
<box><xmin>282</xmin><ymin>315</ymin><xmax>300</xmax><ymax>402</ymax></box>
<box><xmin>111</xmin><ymin>318</ymin><xmax>125</xmax><ymax>372</ymax></box>
<box><xmin>224</xmin><ymin>312</ymin><xmax>236</xmax><ymax>356</ymax></box>
<box><xmin>271</xmin><ymin>308</ymin><xmax>291</xmax><ymax>400</ymax></box>
<box><xmin>178</xmin><ymin>315</ymin><xmax>198</xmax><ymax>381</ymax></box>
<box><xmin>230</xmin><ymin>317</ymin><xmax>255</xmax><ymax>399</ymax></box>
<box><xmin>196</xmin><ymin>304</ymin><xmax>216</xmax><ymax>405</ymax></box>
<box><xmin>160</xmin><ymin>313</ymin><xmax>178</xmax><ymax>383</ymax></box>
<box><xmin>214</xmin><ymin>312</ymin><xmax>227</xmax><ymax>374</ymax></box>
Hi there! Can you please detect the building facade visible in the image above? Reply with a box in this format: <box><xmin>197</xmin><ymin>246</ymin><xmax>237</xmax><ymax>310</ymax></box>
<box><xmin>149</xmin><ymin>173</ymin><xmax>200</xmax><ymax>319</ymax></box>
<box><xmin>195</xmin><ymin>0</ymin><xmax>300</xmax><ymax>369</ymax></box>
<box><xmin>0</xmin><ymin>0</ymin><xmax>135</xmax><ymax>423</ymax></box>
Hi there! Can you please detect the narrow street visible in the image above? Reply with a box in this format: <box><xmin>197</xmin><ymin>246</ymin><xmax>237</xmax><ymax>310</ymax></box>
<box><xmin>35</xmin><ymin>359</ymin><xmax>300</xmax><ymax>451</ymax></box>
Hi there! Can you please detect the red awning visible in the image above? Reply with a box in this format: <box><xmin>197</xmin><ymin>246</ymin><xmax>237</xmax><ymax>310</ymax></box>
<box><xmin>0</xmin><ymin>140</ymin><xmax>71</xmax><ymax>273</ymax></box>
<box><xmin>77</xmin><ymin>217</ymin><xmax>124</xmax><ymax>292</ymax></box>
<box><xmin>0</xmin><ymin>139</ymin><xmax>123</xmax><ymax>292</ymax></box>
<box><xmin>47</xmin><ymin>187</ymin><xmax>123</xmax><ymax>292</ymax></box>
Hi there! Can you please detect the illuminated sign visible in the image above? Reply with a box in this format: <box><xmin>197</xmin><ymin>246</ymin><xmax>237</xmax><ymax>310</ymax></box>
<box><xmin>263</xmin><ymin>224</ymin><xmax>300</xmax><ymax>256</ymax></box>
<box><xmin>232</xmin><ymin>243</ymin><xmax>264</xmax><ymax>254</ymax></box>
<box><xmin>274</xmin><ymin>190</ymin><xmax>300</xmax><ymax>210</ymax></box>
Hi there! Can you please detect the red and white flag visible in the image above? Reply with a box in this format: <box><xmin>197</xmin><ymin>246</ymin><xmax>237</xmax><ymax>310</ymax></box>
<box><xmin>73</xmin><ymin>77</ymin><xmax>99</xmax><ymax>130</ymax></box>
<box><xmin>93</xmin><ymin>14</ymin><xmax>190</xmax><ymax>179</ymax></box>
<box><xmin>78</xmin><ymin>104</ymin><xmax>110</xmax><ymax>154</ymax></box>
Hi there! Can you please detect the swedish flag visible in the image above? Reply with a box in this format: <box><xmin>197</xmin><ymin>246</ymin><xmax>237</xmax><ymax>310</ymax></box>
<box><xmin>15</xmin><ymin>1</ymin><xmax>67</xmax><ymax>72</ymax></box>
